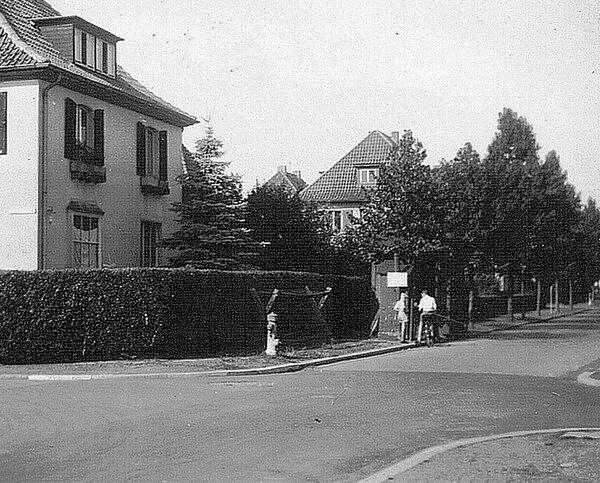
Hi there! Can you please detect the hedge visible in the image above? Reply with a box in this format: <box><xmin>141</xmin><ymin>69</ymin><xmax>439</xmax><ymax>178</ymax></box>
<box><xmin>0</xmin><ymin>269</ymin><xmax>378</xmax><ymax>364</ymax></box>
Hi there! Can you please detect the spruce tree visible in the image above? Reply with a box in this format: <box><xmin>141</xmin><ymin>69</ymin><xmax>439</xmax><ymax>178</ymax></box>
<box><xmin>165</xmin><ymin>127</ymin><xmax>257</xmax><ymax>269</ymax></box>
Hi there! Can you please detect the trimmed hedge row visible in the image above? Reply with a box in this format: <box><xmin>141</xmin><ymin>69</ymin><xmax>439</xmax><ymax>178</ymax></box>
<box><xmin>0</xmin><ymin>269</ymin><xmax>378</xmax><ymax>364</ymax></box>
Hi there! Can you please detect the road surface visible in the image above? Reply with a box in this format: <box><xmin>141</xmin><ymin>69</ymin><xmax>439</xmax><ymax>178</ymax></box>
<box><xmin>0</xmin><ymin>309</ymin><xmax>599</xmax><ymax>482</ymax></box>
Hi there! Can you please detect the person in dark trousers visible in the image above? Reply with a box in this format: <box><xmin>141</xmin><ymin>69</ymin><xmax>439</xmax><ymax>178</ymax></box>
<box><xmin>417</xmin><ymin>289</ymin><xmax>438</xmax><ymax>342</ymax></box>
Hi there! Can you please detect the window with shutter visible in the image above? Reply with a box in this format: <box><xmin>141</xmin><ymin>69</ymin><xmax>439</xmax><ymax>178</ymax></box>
<box><xmin>66</xmin><ymin>99</ymin><xmax>106</xmax><ymax>182</ymax></box>
<box><xmin>137</xmin><ymin>124</ymin><xmax>170</xmax><ymax>195</ymax></box>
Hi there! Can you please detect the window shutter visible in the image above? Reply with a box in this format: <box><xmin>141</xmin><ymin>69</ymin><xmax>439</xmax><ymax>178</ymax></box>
<box><xmin>64</xmin><ymin>97</ymin><xmax>77</xmax><ymax>159</ymax></box>
<box><xmin>93</xmin><ymin>109</ymin><xmax>104</xmax><ymax>165</ymax></box>
<box><xmin>136</xmin><ymin>122</ymin><xmax>146</xmax><ymax>175</ymax></box>
<box><xmin>159</xmin><ymin>131</ymin><xmax>168</xmax><ymax>181</ymax></box>
<box><xmin>0</xmin><ymin>92</ymin><xmax>6</xmax><ymax>155</ymax></box>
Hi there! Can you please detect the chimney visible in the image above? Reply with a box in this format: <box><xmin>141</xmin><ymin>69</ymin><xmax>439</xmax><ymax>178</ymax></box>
<box><xmin>391</xmin><ymin>131</ymin><xmax>399</xmax><ymax>143</ymax></box>
<box><xmin>293</xmin><ymin>170</ymin><xmax>302</xmax><ymax>179</ymax></box>
<box><xmin>277</xmin><ymin>165</ymin><xmax>287</xmax><ymax>173</ymax></box>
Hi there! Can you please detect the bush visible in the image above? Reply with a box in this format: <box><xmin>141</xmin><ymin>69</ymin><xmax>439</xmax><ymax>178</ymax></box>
<box><xmin>0</xmin><ymin>269</ymin><xmax>378</xmax><ymax>364</ymax></box>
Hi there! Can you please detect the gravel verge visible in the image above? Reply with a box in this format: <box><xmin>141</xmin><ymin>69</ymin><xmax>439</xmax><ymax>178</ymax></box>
<box><xmin>0</xmin><ymin>339</ymin><xmax>402</xmax><ymax>375</ymax></box>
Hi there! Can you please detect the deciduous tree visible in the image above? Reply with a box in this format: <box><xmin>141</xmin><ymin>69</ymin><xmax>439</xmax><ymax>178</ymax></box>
<box><xmin>337</xmin><ymin>130</ymin><xmax>440</xmax><ymax>265</ymax></box>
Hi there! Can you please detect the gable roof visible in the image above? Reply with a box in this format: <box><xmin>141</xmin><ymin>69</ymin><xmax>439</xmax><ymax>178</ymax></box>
<box><xmin>0</xmin><ymin>0</ymin><xmax>196</xmax><ymax>127</ymax></box>
<box><xmin>264</xmin><ymin>168</ymin><xmax>307</xmax><ymax>194</ymax></box>
<box><xmin>300</xmin><ymin>130</ymin><xmax>397</xmax><ymax>204</ymax></box>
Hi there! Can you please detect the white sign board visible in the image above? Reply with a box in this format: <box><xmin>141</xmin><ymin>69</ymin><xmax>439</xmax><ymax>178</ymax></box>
<box><xmin>387</xmin><ymin>272</ymin><xmax>408</xmax><ymax>288</ymax></box>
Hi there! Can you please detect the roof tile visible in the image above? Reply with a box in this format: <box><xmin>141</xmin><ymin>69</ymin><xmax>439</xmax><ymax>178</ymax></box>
<box><xmin>300</xmin><ymin>130</ymin><xmax>396</xmax><ymax>203</ymax></box>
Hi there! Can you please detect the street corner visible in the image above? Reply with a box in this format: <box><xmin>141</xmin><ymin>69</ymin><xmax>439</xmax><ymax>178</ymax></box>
<box><xmin>578</xmin><ymin>369</ymin><xmax>600</xmax><ymax>387</ymax></box>
<box><xmin>359</xmin><ymin>428</ymin><xmax>600</xmax><ymax>483</ymax></box>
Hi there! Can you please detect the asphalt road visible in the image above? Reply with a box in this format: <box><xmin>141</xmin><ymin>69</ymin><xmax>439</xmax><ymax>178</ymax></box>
<box><xmin>1</xmin><ymin>310</ymin><xmax>599</xmax><ymax>482</ymax></box>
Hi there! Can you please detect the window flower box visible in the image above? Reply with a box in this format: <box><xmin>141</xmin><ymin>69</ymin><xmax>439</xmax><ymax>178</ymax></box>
<box><xmin>70</xmin><ymin>159</ymin><xmax>106</xmax><ymax>184</ymax></box>
<box><xmin>140</xmin><ymin>175</ymin><xmax>169</xmax><ymax>196</ymax></box>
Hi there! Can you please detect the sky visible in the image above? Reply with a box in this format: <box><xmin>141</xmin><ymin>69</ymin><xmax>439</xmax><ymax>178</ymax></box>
<box><xmin>50</xmin><ymin>1</ymin><xmax>600</xmax><ymax>200</ymax></box>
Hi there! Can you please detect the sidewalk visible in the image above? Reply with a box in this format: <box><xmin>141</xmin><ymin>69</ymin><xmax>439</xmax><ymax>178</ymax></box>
<box><xmin>0</xmin><ymin>302</ymin><xmax>594</xmax><ymax>380</ymax></box>
<box><xmin>469</xmin><ymin>301</ymin><xmax>593</xmax><ymax>335</ymax></box>
<box><xmin>362</xmin><ymin>428</ymin><xmax>600</xmax><ymax>483</ymax></box>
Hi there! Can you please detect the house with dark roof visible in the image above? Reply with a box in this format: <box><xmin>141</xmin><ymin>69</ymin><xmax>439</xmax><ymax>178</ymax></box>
<box><xmin>263</xmin><ymin>165</ymin><xmax>307</xmax><ymax>195</ymax></box>
<box><xmin>301</xmin><ymin>130</ymin><xmax>400</xmax><ymax>231</ymax></box>
<box><xmin>301</xmin><ymin>130</ymin><xmax>404</xmax><ymax>334</ymax></box>
<box><xmin>0</xmin><ymin>0</ymin><xmax>197</xmax><ymax>270</ymax></box>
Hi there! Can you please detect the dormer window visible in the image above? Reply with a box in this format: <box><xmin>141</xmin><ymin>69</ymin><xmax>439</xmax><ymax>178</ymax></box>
<box><xmin>74</xmin><ymin>28</ymin><xmax>116</xmax><ymax>77</ymax></box>
<box><xmin>357</xmin><ymin>167</ymin><xmax>378</xmax><ymax>185</ymax></box>
<box><xmin>33</xmin><ymin>16</ymin><xmax>121</xmax><ymax>79</ymax></box>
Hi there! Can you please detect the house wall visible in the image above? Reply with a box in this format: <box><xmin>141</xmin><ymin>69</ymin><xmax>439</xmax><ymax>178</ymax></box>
<box><xmin>0</xmin><ymin>80</ymin><xmax>40</xmax><ymax>270</ymax></box>
<box><xmin>43</xmin><ymin>83</ymin><xmax>183</xmax><ymax>268</ymax></box>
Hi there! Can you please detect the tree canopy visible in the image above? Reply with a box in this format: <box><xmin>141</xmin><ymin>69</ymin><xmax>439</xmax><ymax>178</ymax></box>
<box><xmin>336</xmin><ymin>130</ymin><xmax>440</xmax><ymax>265</ymax></box>
<box><xmin>245</xmin><ymin>184</ymin><xmax>330</xmax><ymax>271</ymax></box>
<box><xmin>336</xmin><ymin>109</ymin><xmax>599</xmax><ymax>298</ymax></box>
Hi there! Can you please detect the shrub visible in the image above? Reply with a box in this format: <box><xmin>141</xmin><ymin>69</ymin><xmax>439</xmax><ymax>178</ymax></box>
<box><xmin>0</xmin><ymin>269</ymin><xmax>377</xmax><ymax>364</ymax></box>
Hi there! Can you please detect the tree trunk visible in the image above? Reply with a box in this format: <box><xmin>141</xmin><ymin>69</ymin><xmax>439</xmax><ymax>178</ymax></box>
<box><xmin>536</xmin><ymin>279</ymin><xmax>541</xmax><ymax>316</ymax></box>
<box><xmin>507</xmin><ymin>294</ymin><xmax>513</xmax><ymax>322</ymax></box>
<box><xmin>569</xmin><ymin>279</ymin><xmax>573</xmax><ymax>311</ymax></box>
<box><xmin>468</xmin><ymin>289</ymin><xmax>474</xmax><ymax>329</ymax></box>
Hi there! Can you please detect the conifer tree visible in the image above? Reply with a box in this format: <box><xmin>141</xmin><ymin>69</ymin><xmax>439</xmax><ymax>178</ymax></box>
<box><xmin>165</xmin><ymin>127</ymin><xmax>257</xmax><ymax>269</ymax></box>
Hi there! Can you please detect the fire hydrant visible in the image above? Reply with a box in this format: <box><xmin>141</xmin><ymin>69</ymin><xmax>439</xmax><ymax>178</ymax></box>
<box><xmin>266</xmin><ymin>312</ymin><xmax>280</xmax><ymax>356</ymax></box>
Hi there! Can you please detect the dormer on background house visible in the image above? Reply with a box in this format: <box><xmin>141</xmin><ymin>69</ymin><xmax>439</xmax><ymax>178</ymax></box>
<box><xmin>0</xmin><ymin>0</ymin><xmax>197</xmax><ymax>270</ymax></box>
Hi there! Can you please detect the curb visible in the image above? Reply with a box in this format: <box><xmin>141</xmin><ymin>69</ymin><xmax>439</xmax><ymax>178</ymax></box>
<box><xmin>0</xmin><ymin>306</ymin><xmax>593</xmax><ymax>382</ymax></box>
<box><xmin>469</xmin><ymin>306</ymin><xmax>592</xmax><ymax>336</ymax></box>
<box><xmin>0</xmin><ymin>342</ymin><xmax>419</xmax><ymax>381</ymax></box>
<box><xmin>358</xmin><ymin>427</ymin><xmax>600</xmax><ymax>483</ymax></box>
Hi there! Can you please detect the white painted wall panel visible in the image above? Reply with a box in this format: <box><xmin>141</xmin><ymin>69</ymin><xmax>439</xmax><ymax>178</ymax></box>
<box><xmin>0</xmin><ymin>81</ymin><xmax>40</xmax><ymax>270</ymax></box>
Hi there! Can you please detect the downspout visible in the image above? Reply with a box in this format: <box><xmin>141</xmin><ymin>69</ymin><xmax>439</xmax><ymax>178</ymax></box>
<box><xmin>38</xmin><ymin>73</ymin><xmax>62</xmax><ymax>270</ymax></box>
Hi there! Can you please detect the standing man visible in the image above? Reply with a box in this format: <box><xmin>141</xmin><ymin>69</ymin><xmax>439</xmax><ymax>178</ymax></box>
<box><xmin>393</xmin><ymin>291</ymin><xmax>409</xmax><ymax>342</ymax></box>
<box><xmin>417</xmin><ymin>289</ymin><xmax>437</xmax><ymax>342</ymax></box>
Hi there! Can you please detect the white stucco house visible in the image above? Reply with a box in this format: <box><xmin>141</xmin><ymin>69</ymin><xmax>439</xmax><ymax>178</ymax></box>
<box><xmin>0</xmin><ymin>0</ymin><xmax>197</xmax><ymax>270</ymax></box>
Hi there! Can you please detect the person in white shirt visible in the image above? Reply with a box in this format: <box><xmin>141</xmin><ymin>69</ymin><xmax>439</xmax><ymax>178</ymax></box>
<box><xmin>417</xmin><ymin>289</ymin><xmax>438</xmax><ymax>342</ymax></box>
<box><xmin>393</xmin><ymin>292</ymin><xmax>409</xmax><ymax>341</ymax></box>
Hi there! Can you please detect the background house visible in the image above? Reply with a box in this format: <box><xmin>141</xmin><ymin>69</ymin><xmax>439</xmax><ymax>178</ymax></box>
<box><xmin>0</xmin><ymin>0</ymin><xmax>196</xmax><ymax>270</ymax></box>
<box><xmin>300</xmin><ymin>130</ymin><xmax>399</xmax><ymax>231</ymax></box>
<box><xmin>263</xmin><ymin>165</ymin><xmax>307</xmax><ymax>195</ymax></box>
<box><xmin>300</xmin><ymin>130</ymin><xmax>404</xmax><ymax>334</ymax></box>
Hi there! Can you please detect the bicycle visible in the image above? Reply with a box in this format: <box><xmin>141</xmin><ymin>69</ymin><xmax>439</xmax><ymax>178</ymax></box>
<box><xmin>421</xmin><ymin>313</ymin><xmax>435</xmax><ymax>348</ymax></box>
